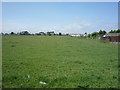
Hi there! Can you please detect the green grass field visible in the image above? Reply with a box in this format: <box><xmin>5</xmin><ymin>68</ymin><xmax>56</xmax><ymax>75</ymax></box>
<box><xmin>2</xmin><ymin>35</ymin><xmax>118</xmax><ymax>88</ymax></box>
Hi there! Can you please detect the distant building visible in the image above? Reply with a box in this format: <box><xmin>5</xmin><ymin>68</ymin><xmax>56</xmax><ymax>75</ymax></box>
<box><xmin>35</xmin><ymin>32</ymin><xmax>45</xmax><ymax>35</ymax></box>
<box><xmin>100</xmin><ymin>33</ymin><xmax>120</xmax><ymax>42</ymax></box>
<box><xmin>39</xmin><ymin>32</ymin><xmax>46</xmax><ymax>35</ymax></box>
<box><xmin>47</xmin><ymin>31</ymin><xmax>55</xmax><ymax>35</ymax></box>
<box><xmin>70</xmin><ymin>34</ymin><xmax>81</xmax><ymax>37</ymax></box>
<box><xmin>83</xmin><ymin>33</ymin><xmax>88</xmax><ymax>37</ymax></box>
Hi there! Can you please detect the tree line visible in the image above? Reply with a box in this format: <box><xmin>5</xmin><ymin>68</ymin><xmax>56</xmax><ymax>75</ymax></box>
<box><xmin>88</xmin><ymin>29</ymin><xmax>120</xmax><ymax>39</ymax></box>
<box><xmin>1</xmin><ymin>29</ymin><xmax>120</xmax><ymax>38</ymax></box>
<box><xmin>1</xmin><ymin>31</ymin><xmax>63</xmax><ymax>36</ymax></box>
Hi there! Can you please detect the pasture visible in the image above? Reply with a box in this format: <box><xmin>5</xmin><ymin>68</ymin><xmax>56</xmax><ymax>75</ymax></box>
<box><xmin>2</xmin><ymin>35</ymin><xmax>118</xmax><ymax>88</ymax></box>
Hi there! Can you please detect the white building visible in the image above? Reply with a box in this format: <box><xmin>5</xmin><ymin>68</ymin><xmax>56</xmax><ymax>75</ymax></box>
<box><xmin>70</xmin><ymin>34</ymin><xmax>81</xmax><ymax>37</ymax></box>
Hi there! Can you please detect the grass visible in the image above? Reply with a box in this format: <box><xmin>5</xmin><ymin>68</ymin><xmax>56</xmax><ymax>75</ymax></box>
<box><xmin>2</xmin><ymin>35</ymin><xmax>118</xmax><ymax>88</ymax></box>
<box><xmin>0</xmin><ymin>35</ymin><xmax>2</xmax><ymax>89</ymax></box>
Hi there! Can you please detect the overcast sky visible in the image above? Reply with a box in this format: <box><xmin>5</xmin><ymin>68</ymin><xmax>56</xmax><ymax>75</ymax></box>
<box><xmin>2</xmin><ymin>2</ymin><xmax>118</xmax><ymax>34</ymax></box>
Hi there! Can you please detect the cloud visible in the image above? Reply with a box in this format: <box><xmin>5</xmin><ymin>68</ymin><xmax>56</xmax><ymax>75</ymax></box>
<box><xmin>61</xmin><ymin>22</ymin><xmax>92</xmax><ymax>33</ymax></box>
<box><xmin>95</xmin><ymin>22</ymin><xmax>118</xmax><ymax>31</ymax></box>
<box><xmin>2</xmin><ymin>19</ymin><xmax>118</xmax><ymax>34</ymax></box>
<box><xmin>2</xmin><ymin>20</ymin><xmax>93</xmax><ymax>34</ymax></box>
<box><xmin>74</xmin><ymin>16</ymin><xmax>81</xmax><ymax>19</ymax></box>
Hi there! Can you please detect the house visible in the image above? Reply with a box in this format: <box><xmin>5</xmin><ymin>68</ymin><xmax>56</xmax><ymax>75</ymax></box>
<box><xmin>100</xmin><ymin>33</ymin><xmax>120</xmax><ymax>42</ymax></box>
<box><xmin>36</xmin><ymin>32</ymin><xmax>45</xmax><ymax>35</ymax></box>
<box><xmin>47</xmin><ymin>31</ymin><xmax>55</xmax><ymax>35</ymax></box>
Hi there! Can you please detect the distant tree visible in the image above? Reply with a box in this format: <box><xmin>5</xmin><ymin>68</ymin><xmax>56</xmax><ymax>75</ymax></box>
<box><xmin>59</xmin><ymin>32</ymin><xmax>62</xmax><ymax>36</ymax></box>
<box><xmin>98</xmin><ymin>30</ymin><xmax>103</xmax><ymax>34</ymax></box>
<box><xmin>113</xmin><ymin>30</ymin><xmax>116</xmax><ymax>33</ymax></box>
<box><xmin>91</xmin><ymin>32</ymin><xmax>98</xmax><ymax>38</ymax></box>
<box><xmin>35</xmin><ymin>33</ymin><xmax>40</xmax><ymax>35</ymax></box>
<box><xmin>87</xmin><ymin>34</ymin><xmax>91</xmax><ymax>38</ymax></box>
<box><xmin>5</xmin><ymin>33</ymin><xmax>8</xmax><ymax>35</ymax></box>
<box><xmin>116</xmin><ymin>29</ymin><xmax>120</xmax><ymax>33</ymax></box>
<box><xmin>20</xmin><ymin>31</ymin><xmax>30</xmax><ymax>35</ymax></box>
<box><xmin>98</xmin><ymin>30</ymin><xmax>106</xmax><ymax>35</ymax></box>
<box><xmin>1</xmin><ymin>33</ymin><xmax>4</xmax><ymax>35</ymax></box>
<box><xmin>84</xmin><ymin>32</ymin><xmax>87</xmax><ymax>34</ymax></box>
<box><xmin>11</xmin><ymin>32</ymin><xmax>14</xmax><ymax>35</ymax></box>
<box><xmin>109</xmin><ymin>30</ymin><xmax>114</xmax><ymax>33</ymax></box>
<box><xmin>102</xmin><ymin>30</ymin><xmax>106</xmax><ymax>35</ymax></box>
<box><xmin>109</xmin><ymin>29</ymin><xmax>120</xmax><ymax>33</ymax></box>
<box><xmin>66</xmin><ymin>34</ymin><xmax>69</xmax><ymax>36</ymax></box>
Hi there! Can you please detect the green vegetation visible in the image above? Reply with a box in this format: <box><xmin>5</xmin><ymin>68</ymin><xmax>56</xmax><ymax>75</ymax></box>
<box><xmin>2</xmin><ymin>35</ymin><xmax>118</xmax><ymax>88</ymax></box>
<box><xmin>0</xmin><ymin>35</ymin><xmax>2</xmax><ymax>89</ymax></box>
<box><xmin>109</xmin><ymin>29</ymin><xmax>120</xmax><ymax>33</ymax></box>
